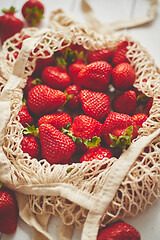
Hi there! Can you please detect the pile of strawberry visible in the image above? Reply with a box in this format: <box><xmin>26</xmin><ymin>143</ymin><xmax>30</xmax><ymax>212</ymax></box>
<box><xmin>17</xmin><ymin>40</ymin><xmax>153</xmax><ymax>166</ymax></box>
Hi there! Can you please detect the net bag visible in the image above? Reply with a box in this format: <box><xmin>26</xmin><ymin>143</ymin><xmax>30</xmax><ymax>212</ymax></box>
<box><xmin>0</xmin><ymin>6</ymin><xmax>160</xmax><ymax>240</ymax></box>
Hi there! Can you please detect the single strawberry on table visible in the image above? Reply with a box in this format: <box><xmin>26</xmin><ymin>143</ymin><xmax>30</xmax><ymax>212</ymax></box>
<box><xmin>112</xmin><ymin>62</ymin><xmax>136</xmax><ymax>90</ymax></box>
<box><xmin>87</xmin><ymin>47</ymin><xmax>112</xmax><ymax>64</ymax></box>
<box><xmin>22</xmin><ymin>0</ymin><xmax>44</xmax><ymax>26</ymax></box>
<box><xmin>102</xmin><ymin>112</ymin><xmax>138</xmax><ymax>149</ymax></box>
<box><xmin>38</xmin><ymin>111</ymin><xmax>72</xmax><ymax>131</ymax></box>
<box><xmin>0</xmin><ymin>187</ymin><xmax>18</xmax><ymax>234</ymax></box>
<box><xmin>80</xmin><ymin>89</ymin><xmax>110</xmax><ymax>122</ymax></box>
<box><xmin>39</xmin><ymin>123</ymin><xmax>75</xmax><ymax>165</ymax></box>
<box><xmin>27</xmin><ymin>84</ymin><xmax>66</xmax><ymax>116</ymax></box>
<box><xmin>0</xmin><ymin>7</ymin><xmax>23</xmax><ymax>44</ymax></box>
<box><xmin>77</xmin><ymin>61</ymin><xmax>112</xmax><ymax>92</ymax></box>
<box><xmin>65</xmin><ymin>85</ymin><xmax>81</xmax><ymax>111</ymax></box>
<box><xmin>113</xmin><ymin>90</ymin><xmax>137</xmax><ymax>115</ymax></box>
<box><xmin>97</xmin><ymin>221</ymin><xmax>141</xmax><ymax>240</ymax></box>
<box><xmin>41</xmin><ymin>66</ymin><xmax>71</xmax><ymax>90</ymax></box>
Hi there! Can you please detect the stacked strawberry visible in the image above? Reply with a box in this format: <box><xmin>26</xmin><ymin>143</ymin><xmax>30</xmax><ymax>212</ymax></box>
<box><xmin>18</xmin><ymin>40</ymin><xmax>150</xmax><ymax>165</ymax></box>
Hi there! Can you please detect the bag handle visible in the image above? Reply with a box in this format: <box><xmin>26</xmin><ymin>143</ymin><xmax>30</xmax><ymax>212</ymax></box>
<box><xmin>81</xmin><ymin>0</ymin><xmax>158</xmax><ymax>34</ymax></box>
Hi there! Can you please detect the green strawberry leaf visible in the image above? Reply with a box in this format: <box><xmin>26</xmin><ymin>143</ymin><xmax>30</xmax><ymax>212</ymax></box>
<box><xmin>0</xmin><ymin>181</ymin><xmax>2</xmax><ymax>188</ymax></box>
<box><xmin>83</xmin><ymin>136</ymin><xmax>101</xmax><ymax>148</ymax></box>
<box><xmin>66</xmin><ymin>167</ymin><xmax>73</xmax><ymax>173</ymax></box>
<box><xmin>2</xmin><ymin>6</ymin><xmax>17</xmax><ymax>14</ymax></box>
<box><xmin>61</xmin><ymin>126</ymin><xmax>83</xmax><ymax>144</ymax></box>
<box><xmin>32</xmin><ymin>78</ymin><xmax>42</xmax><ymax>85</ymax></box>
<box><xmin>137</xmin><ymin>94</ymin><xmax>151</xmax><ymax>105</ymax></box>
<box><xmin>109</xmin><ymin>125</ymin><xmax>133</xmax><ymax>149</ymax></box>
<box><xmin>23</xmin><ymin>124</ymin><xmax>39</xmax><ymax>138</ymax></box>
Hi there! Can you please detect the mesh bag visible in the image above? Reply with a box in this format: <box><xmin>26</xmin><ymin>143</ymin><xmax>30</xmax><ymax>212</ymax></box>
<box><xmin>0</xmin><ymin>6</ymin><xmax>160</xmax><ymax>240</ymax></box>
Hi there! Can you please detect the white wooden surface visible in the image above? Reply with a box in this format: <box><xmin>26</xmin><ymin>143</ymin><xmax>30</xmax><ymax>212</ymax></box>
<box><xmin>1</xmin><ymin>0</ymin><xmax>160</xmax><ymax>239</ymax></box>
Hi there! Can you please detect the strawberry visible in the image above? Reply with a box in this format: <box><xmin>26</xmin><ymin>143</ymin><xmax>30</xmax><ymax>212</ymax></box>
<box><xmin>132</xmin><ymin>113</ymin><xmax>148</xmax><ymax>128</ymax></box>
<box><xmin>112</xmin><ymin>62</ymin><xmax>136</xmax><ymax>90</ymax></box>
<box><xmin>80</xmin><ymin>146</ymin><xmax>112</xmax><ymax>163</ymax></box>
<box><xmin>21</xmin><ymin>135</ymin><xmax>41</xmax><ymax>159</ymax></box>
<box><xmin>39</xmin><ymin>123</ymin><xmax>75</xmax><ymax>164</ymax></box>
<box><xmin>38</xmin><ymin>111</ymin><xmax>72</xmax><ymax>130</ymax></box>
<box><xmin>22</xmin><ymin>0</ymin><xmax>44</xmax><ymax>26</ymax></box>
<box><xmin>32</xmin><ymin>55</ymin><xmax>54</xmax><ymax>77</ymax></box>
<box><xmin>79</xmin><ymin>89</ymin><xmax>110</xmax><ymax>122</ymax></box>
<box><xmin>97</xmin><ymin>221</ymin><xmax>141</xmax><ymax>240</ymax></box>
<box><xmin>77</xmin><ymin>61</ymin><xmax>112</xmax><ymax>92</ymax></box>
<box><xmin>71</xmin><ymin>115</ymin><xmax>102</xmax><ymax>140</ymax></box>
<box><xmin>102</xmin><ymin>112</ymin><xmax>138</xmax><ymax>149</ymax></box>
<box><xmin>13</xmin><ymin>34</ymin><xmax>30</xmax><ymax>50</ymax></box>
<box><xmin>18</xmin><ymin>105</ymin><xmax>34</xmax><ymax>127</ymax></box>
<box><xmin>113</xmin><ymin>90</ymin><xmax>137</xmax><ymax>115</ymax></box>
<box><xmin>145</xmin><ymin>98</ymin><xmax>153</xmax><ymax>115</ymax></box>
<box><xmin>87</xmin><ymin>48</ymin><xmax>112</xmax><ymax>64</ymax></box>
<box><xmin>0</xmin><ymin>7</ymin><xmax>23</xmax><ymax>44</ymax></box>
<box><xmin>65</xmin><ymin>85</ymin><xmax>81</xmax><ymax>110</ymax></box>
<box><xmin>68</xmin><ymin>60</ymin><xmax>85</xmax><ymax>85</ymax></box>
<box><xmin>69</xmin><ymin>115</ymin><xmax>102</xmax><ymax>153</ymax></box>
<box><xmin>27</xmin><ymin>85</ymin><xmax>66</xmax><ymax>116</ymax></box>
<box><xmin>24</xmin><ymin>77</ymin><xmax>42</xmax><ymax>96</ymax></box>
<box><xmin>112</xmin><ymin>41</ymin><xmax>129</xmax><ymax>66</ymax></box>
<box><xmin>0</xmin><ymin>187</ymin><xmax>18</xmax><ymax>234</ymax></box>
<box><xmin>41</xmin><ymin>66</ymin><xmax>71</xmax><ymax>90</ymax></box>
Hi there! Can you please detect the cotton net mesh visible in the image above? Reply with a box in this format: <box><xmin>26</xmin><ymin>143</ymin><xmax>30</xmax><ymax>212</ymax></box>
<box><xmin>0</xmin><ymin>9</ymin><xmax>160</xmax><ymax>233</ymax></box>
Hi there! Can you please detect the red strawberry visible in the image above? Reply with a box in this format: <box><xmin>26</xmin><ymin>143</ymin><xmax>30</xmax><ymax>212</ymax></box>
<box><xmin>68</xmin><ymin>60</ymin><xmax>85</xmax><ymax>85</ymax></box>
<box><xmin>97</xmin><ymin>221</ymin><xmax>141</xmax><ymax>240</ymax></box>
<box><xmin>38</xmin><ymin>111</ymin><xmax>72</xmax><ymax>130</ymax></box>
<box><xmin>112</xmin><ymin>41</ymin><xmax>129</xmax><ymax>66</ymax></box>
<box><xmin>80</xmin><ymin>89</ymin><xmax>110</xmax><ymax>122</ymax></box>
<box><xmin>18</xmin><ymin>105</ymin><xmax>34</xmax><ymax>127</ymax></box>
<box><xmin>65</xmin><ymin>85</ymin><xmax>81</xmax><ymax>110</ymax></box>
<box><xmin>22</xmin><ymin>0</ymin><xmax>44</xmax><ymax>26</ymax></box>
<box><xmin>71</xmin><ymin>115</ymin><xmax>102</xmax><ymax>140</ymax></box>
<box><xmin>39</xmin><ymin>123</ymin><xmax>75</xmax><ymax>164</ymax></box>
<box><xmin>102</xmin><ymin>112</ymin><xmax>138</xmax><ymax>149</ymax></box>
<box><xmin>113</xmin><ymin>90</ymin><xmax>137</xmax><ymax>115</ymax></box>
<box><xmin>0</xmin><ymin>7</ymin><xmax>24</xmax><ymax>44</ymax></box>
<box><xmin>21</xmin><ymin>135</ymin><xmax>41</xmax><ymax>159</ymax></box>
<box><xmin>77</xmin><ymin>61</ymin><xmax>112</xmax><ymax>92</ymax></box>
<box><xmin>112</xmin><ymin>62</ymin><xmax>136</xmax><ymax>90</ymax></box>
<box><xmin>0</xmin><ymin>187</ymin><xmax>18</xmax><ymax>234</ymax></box>
<box><xmin>87</xmin><ymin>48</ymin><xmax>112</xmax><ymax>64</ymax></box>
<box><xmin>41</xmin><ymin>66</ymin><xmax>71</xmax><ymax>90</ymax></box>
<box><xmin>80</xmin><ymin>146</ymin><xmax>112</xmax><ymax>163</ymax></box>
<box><xmin>145</xmin><ymin>98</ymin><xmax>153</xmax><ymax>115</ymax></box>
<box><xmin>70</xmin><ymin>115</ymin><xmax>103</xmax><ymax>153</ymax></box>
<box><xmin>24</xmin><ymin>77</ymin><xmax>42</xmax><ymax>96</ymax></box>
<box><xmin>132</xmin><ymin>113</ymin><xmax>148</xmax><ymax>127</ymax></box>
<box><xmin>27</xmin><ymin>85</ymin><xmax>66</xmax><ymax>116</ymax></box>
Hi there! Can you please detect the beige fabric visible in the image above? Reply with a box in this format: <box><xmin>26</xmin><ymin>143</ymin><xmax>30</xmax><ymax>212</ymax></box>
<box><xmin>0</xmin><ymin>6</ymin><xmax>160</xmax><ymax>240</ymax></box>
<box><xmin>81</xmin><ymin>0</ymin><xmax>158</xmax><ymax>33</ymax></box>
<box><xmin>58</xmin><ymin>222</ymin><xmax>74</xmax><ymax>240</ymax></box>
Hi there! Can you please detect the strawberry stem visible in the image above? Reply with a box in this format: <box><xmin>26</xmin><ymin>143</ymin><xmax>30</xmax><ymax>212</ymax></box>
<box><xmin>83</xmin><ymin>136</ymin><xmax>101</xmax><ymax>148</ymax></box>
<box><xmin>2</xmin><ymin>6</ymin><xmax>17</xmax><ymax>14</ymax></box>
<box><xmin>23</xmin><ymin>124</ymin><xmax>39</xmax><ymax>138</ymax></box>
<box><xmin>109</xmin><ymin>125</ymin><xmax>133</xmax><ymax>149</ymax></box>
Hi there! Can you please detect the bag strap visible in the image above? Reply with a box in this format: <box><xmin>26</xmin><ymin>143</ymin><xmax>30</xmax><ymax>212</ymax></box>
<box><xmin>81</xmin><ymin>0</ymin><xmax>158</xmax><ymax>34</ymax></box>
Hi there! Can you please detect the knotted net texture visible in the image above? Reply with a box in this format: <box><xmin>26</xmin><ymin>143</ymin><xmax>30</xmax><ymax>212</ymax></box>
<box><xmin>0</xmin><ymin>9</ymin><xmax>160</xmax><ymax>239</ymax></box>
